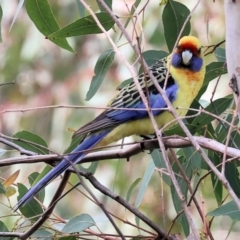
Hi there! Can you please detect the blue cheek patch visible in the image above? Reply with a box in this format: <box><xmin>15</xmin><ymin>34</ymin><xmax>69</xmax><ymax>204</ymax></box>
<box><xmin>171</xmin><ymin>53</ymin><xmax>203</xmax><ymax>72</ymax></box>
<box><xmin>191</xmin><ymin>56</ymin><xmax>203</xmax><ymax>72</ymax></box>
<box><xmin>171</xmin><ymin>54</ymin><xmax>182</xmax><ymax>68</ymax></box>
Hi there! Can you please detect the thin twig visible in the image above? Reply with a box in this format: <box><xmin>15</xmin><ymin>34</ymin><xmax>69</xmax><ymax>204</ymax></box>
<box><xmin>82</xmin><ymin>171</ymin><xmax>175</xmax><ymax>240</ymax></box>
<box><xmin>20</xmin><ymin>171</ymin><xmax>71</xmax><ymax>239</ymax></box>
<box><xmin>0</xmin><ymin>80</ymin><xmax>15</xmax><ymax>87</ymax></box>
<box><xmin>203</xmin><ymin>40</ymin><xmax>225</xmax><ymax>56</ymax></box>
<box><xmin>169</xmin><ymin>149</ymin><xmax>214</xmax><ymax>240</ymax></box>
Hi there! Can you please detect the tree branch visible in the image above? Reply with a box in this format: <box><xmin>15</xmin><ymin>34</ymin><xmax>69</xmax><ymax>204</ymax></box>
<box><xmin>1</xmin><ymin>136</ymin><xmax>239</xmax><ymax>168</ymax></box>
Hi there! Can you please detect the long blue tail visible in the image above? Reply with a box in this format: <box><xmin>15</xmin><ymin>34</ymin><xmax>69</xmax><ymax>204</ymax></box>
<box><xmin>13</xmin><ymin>131</ymin><xmax>109</xmax><ymax>211</ymax></box>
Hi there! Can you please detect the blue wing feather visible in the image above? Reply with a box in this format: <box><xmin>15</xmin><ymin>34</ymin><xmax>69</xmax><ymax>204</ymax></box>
<box><xmin>107</xmin><ymin>84</ymin><xmax>178</xmax><ymax>121</ymax></box>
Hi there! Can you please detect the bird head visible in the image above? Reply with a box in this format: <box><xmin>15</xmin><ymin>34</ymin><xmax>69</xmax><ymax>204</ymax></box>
<box><xmin>171</xmin><ymin>36</ymin><xmax>203</xmax><ymax>72</ymax></box>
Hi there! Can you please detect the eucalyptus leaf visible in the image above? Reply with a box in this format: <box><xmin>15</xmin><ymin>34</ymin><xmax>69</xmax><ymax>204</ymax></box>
<box><xmin>151</xmin><ymin>150</ymin><xmax>171</xmax><ymax>186</ymax></box>
<box><xmin>197</xmin><ymin>62</ymin><xmax>227</xmax><ymax>98</ymax></box>
<box><xmin>171</xmin><ymin>159</ymin><xmax>192</xmax><ymax>236</ymax></box>
<box><xmin>135</xmin><ymin>160</ymin><xmax>155</xmax><ymax>208</ymax></box>
<box><xmin>97</xmin><ymin>0</ymin><xmax>112</xmax><ymax>11</ymax></box>
<box><xmin>192</xmin><ymin>96</ymin><xmax>232</xmax><ymax>127</ymax></box>
<box><xmin>62</xmin><ymin>214</ymin><xmax>95</xmax><ymax>233</ymax></box>
<box><xmin>75</xmin><ymin>0</ymin><xmax>85</xmax><ymax>17</ymax></box>
<box><xmin>162</xmin><ymin>0</ymin><xmax>191</xmax><ymax>51</ymax></box>
<box><xmin>31</xmin><ymin>230</ymin><xmax>53</xmax><ymax>240</ymax></box>
<box><xmin>209</xmin><ymin>150</ymin><xmax>222</xmax><ymax>206</ymax></box>
<box><xmin>0</xmin><ymin>182</ymin><xmax>5</xmax><ymax>194</ymax></box>
<box><xmin>25</xmin><ymin>0</ymin><xmax>74</xmax><ymax>52</ymax></box>
<box><xmin>208</xmin><ymin>200</ymin><xmax>240</xmax><ymax>221</ymax></box>
<box><xmin>49</xmin><ymin>13</ymin><xmax>115</xmax><ymax>39</ymax></box>
<box><xmin>17</xmin><ymin>183</ymin><xmax>43</xmax><ymax>222</ymax></box>
<box><xmin>13</xmin><ymin>130</ymin><xmax>49</xmax><ymax>155</ymax></box>
<box><xmin>126</xmin><ymin>178</ymin><xmax>141</xmax><ymax>202</ymax></box>
<box><xmin>86</xmin><ymin>49</ymin><xmax>115</xmax><ymax>100</ymax></box>
<box><xmin>214</xmin><ymin>47</ymin><xmax>226</xmax><ymax>62</ymax></box>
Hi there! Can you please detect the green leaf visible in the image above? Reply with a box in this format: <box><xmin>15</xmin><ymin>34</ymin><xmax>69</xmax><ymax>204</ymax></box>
<box><xmin>97</xmin><ymin>0</ymin><xmax>112</xmax><ymax>11</ymax></box>
<box><xmin>215</xmin><ymin>114</ymin><xmax>230</xmax><ymax>143</ymax></box>
<box><xmin>25</xmin><ymin>0</ymin><xmax>74</xmax><ymax>53</ymax></box>
<box><xmin>188</xmin><ymin>99</ymin><xmax>203</xmax><ymax>123</ymax></box>
<box><xmin>116</xmin><ymin>78</ymin><xmax>132</xmax><ymax>91</ymax></box>
<box><xmin>142</xmin><ymin>50</ymin><xmax>168</xmax><ymax>63</ymax></box>
<box><xmin>5</xmin><ymin>186</ymin><xmax>16</xmax><ymax>197</ymax></box>
<box><xmin>17</xmin><ymin>183</ymin><xmax>43</xmax><ymax>222</ymax></box>
<box><xmin>138</xmin><ymin>50</ymin><xmax>168</xmax><ymax>73</ymax></box>
<box><xmin>151</xmin><ymin>150</ymin><xmax>171</xmax><ymax>186</ymax></box>
<box><xmin>207</xmin><ymin>200</ymin><xmax>240</xmax><ymax>221</ymax></box>
<box><xmin>214</xmin><ymin>47</ymin><xmax>226</xmax><ymax>62</ymax></box>
<box><xmin>64</xmin><ymin>134</ymin><xmax>85</xmax><ymax>154</ymax></box>
<box><xmin>135</xmin><ymin>160</ymin><xmax>155</xmax><ymax>208</ymax></box>
<box><xmin>211</xmin><ymin>174</ymin><xmax>222</xmax><ymax>206</ymax></box>
<box><xmin>0</xmin><ymin>182</ymin><xmax>6</xmax><ymax>194</ymax></box>
<box><xmin>0</xmin><ymin>221</ymin><xmax>13</xmax><ymax>240</ymax></box>
<box><xmin>135</xmin><ymin>215</ymin><xmax>140</xmax><ymax>229</ymax></box>
<box><xmin>13</xmin><ymin>130</ymin><xmax>49</xmax><ymax>154</ymax></box>
<box><xmin>28</xmin><ymin>172</ymin><xmax>46</xmax><ymax>203</ymax></box>
<box><xmin>164</xmin><ymin>123</ymin><xmax>198</xmax><ymax>137</ymax></box>
<box><xmin>209</xmin><ymin>151</ymin><xmax>222</xmax><ymax>206</ymax></box>
<box><xmin>229</xmin><ymin>129</ymin><xmax>240</xmax><ymax>149</ymax></box>
<box><xmin>28</xmin><ymin>172</ymin><xmax>39</xmax><ymax>186</ymax></box>
<box><xmin>126</xmin><ymin>178</ymin><xmax>141</xmax><ymax>202</ymax></box>
<box><xmin>86</xmin><ymin>49</ymin><xmax>115</xmax><ymax>100</ymax></box>
<box><xmin>32</xmin><ymin>165</ymin><xmax>52</xmax><ymax>187</ymax></box>
<box><xmin>75</xmin><ymin>0</ymin><xmax>85</xmax><ymax>17</ymax></box>
<box><xmin>197</xmin><ymin>117</ymin><xmax>216</xmax><ymax>139</ymax></box>
<box><xmin>59</xmin><ymin>237</ymin><xmax>77</xmax><ymax>240</ymax></box>
<box><xmin>204</xmin><ymin>62</ymin><xmax>227</xmax><ymax>86</ymax></box>
<box><xmin>162</xmin><ymin>0</ymin><xmax>191</xmax><ymax>52</ymax></box>
<box><xmin>197</xmin><ymin>62</ymin><xmax>227</xmax><ymax>98</ymax></box>
<box><xmin>49</xmin><ymin>13</ymin><xmax>115</xmax><ymax>39</ymax></box>
<box><xmin>0</xmin><ymin>220</ymin><xmax>8</xmax><ymax>232</ymax></box>
<box><xmin>225</xmin><ymin>162</ymin><xmax>240</xmax><ymax>198</ymax></box>
<box><xmin>226</xmin><ymin>221</ymin><xmax>237</xmax><ymax>240</ymax></box>
<box><xmin>192</xmin><ymin>96</ymin><xmax>232</xmax><ymax>127</ymax></box>
<box><xmin>31</xmin><ymin>165</ymin><xmax>51</xmax><ymax>204</ymax></box>
<box><xmin>79</xmin><ymin>162</ymin><xmax>98</xmax><ymax>174</ymax></box>
<box><xmin>215</xmin><ymin>113</ymin><xmax>239</xmax><ymax>149</ymax></box>
<box><xmin>62</xmin><ymin>214</ymin><xmax>95</xmax><ymax>233</ymax></box>
<box><xmin>171</xmin><ymin>159</ymin><xmax>192</xmax><ymax>236</ymax></box>
<box><xmin>182</xmin><ymin>147</ymin><xmax>201</xmax><ymax>170</ymax></box>
<box><xmin>31</xmin><ymin>230</ymin><xmax>53</xmax><ymax>240</ymax></box>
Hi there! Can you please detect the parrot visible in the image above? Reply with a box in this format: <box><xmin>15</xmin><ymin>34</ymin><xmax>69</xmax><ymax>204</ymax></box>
<box><xmin>14</xmin><ymin>36</ymin><xmax>205</xmax><ymax>211</ymax></box>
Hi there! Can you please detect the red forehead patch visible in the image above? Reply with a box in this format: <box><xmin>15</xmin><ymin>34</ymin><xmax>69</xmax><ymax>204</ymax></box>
<box><xmin>179</xmin><ymin>42</ymin><xmax>198</xmax><ymax>53</ymax></box>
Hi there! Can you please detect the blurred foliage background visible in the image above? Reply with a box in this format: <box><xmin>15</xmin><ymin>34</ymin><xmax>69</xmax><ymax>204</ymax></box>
<box><xmin>0</xmin><ymin>0</ymin><xmax>236</xmax><ymax>238</ymax></box>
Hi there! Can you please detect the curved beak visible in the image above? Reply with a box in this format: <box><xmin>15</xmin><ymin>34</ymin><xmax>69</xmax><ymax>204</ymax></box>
<box><xmin>182</xmin><ymin>50</ymin><xmax>193</xmax><ymax>65</ymax></box>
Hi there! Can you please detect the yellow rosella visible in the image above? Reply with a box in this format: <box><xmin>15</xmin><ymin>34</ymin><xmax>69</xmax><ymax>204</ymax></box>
<box><xmin>14</xmin><ymin>36</ymin><xmax>205</xmax><ymax>210</ymax></box>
